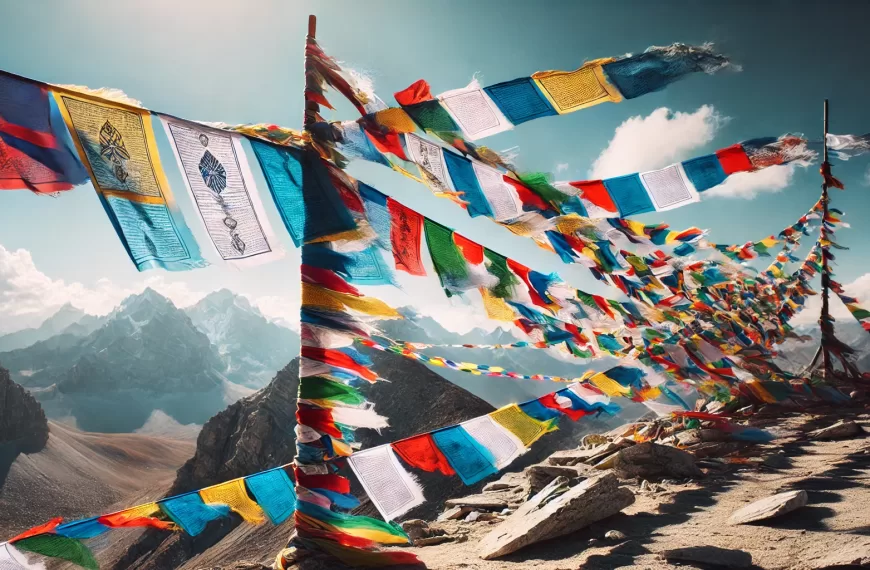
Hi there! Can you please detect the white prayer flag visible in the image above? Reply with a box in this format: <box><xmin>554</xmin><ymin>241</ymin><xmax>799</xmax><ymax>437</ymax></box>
<box><xmin>161</xmin><ymin>117</ymin><xmax>283</xmax><ymax>266</ymax></box>
<box><xmin>404</xmin><ymin>133</ymin><xmax>454</xmax><ymax>193</ymax></box>
<box><xmin>471</xmin><ymin>161</ymin><xmax>523</xmax><ymax>221</ymax></box>
<box><xmin>461</xmin><ymin>415</ymin><xmax>524</xmax><ymax>469</ymax></box>
<box><xmin>348</xmin><ymin>445</ymin><xmax>425</xmax><ymax>521</ymax></box>
<box><xmin>0</xmin><ymin>543</ymin><xmax>41</xmax><ymax>570</ymax></box>
<box><xmin>639</xmin><ymin>164</ymin><xmax>700</xmax><ymax>212</ymax></box>
<box><xmin>438</xmin><ymin>81</ymin><xmax>512</xmax><ymax>140</ymax></box>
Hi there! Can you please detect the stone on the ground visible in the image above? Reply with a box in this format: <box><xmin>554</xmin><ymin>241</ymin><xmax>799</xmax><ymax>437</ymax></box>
<box><xmin>661</xmin><ymin>546</ymin><xmax>753</xmax><ymax>568</ymax></box>
<box><xmin>728</xmin><ymin>490</ymin><xmax>808</xmax><ymax>525</ymax></box>
<box><xmin>415</xmin><ymin>535</ymin><xmax>454</xmax><ymax>546</ymax></box>
<box><xmin>445</xmin><ymin>491</ymin><xmax>514</xmax><ymax>510</ymax></box>
<box><xmin>483</xmin><ymin>471</ymin><xmax>527</xmax><ymax>493</ymax></box>
<box><xmin>525</xmin><ymin>463</ymin><xmax>589</xmax><ymax>493</ymax></box>
<box><xmin>612</xmin><ymin>442</ymin><xmax>702</xmax><ymax>480</ymax></box>
<box><xmin>465</xmin><ymin>511</ymin><xmax>480</xmax><ymax>522</ymax></box>
<box><xmin>437</xmin><ymin>506</ymin><xmax>471</xmax><ymax>521</ymax></box>
<box><xmin>605</xmin><ymin>530</ymin><xmax>627</xmax><ymax>540</ymax></box>
<box><xmin>686</xmin><ymin>441</ymin><xmax>745</xmax><ymax>459</ymax></box>
<box><xmin>676</xmin><ymin>429</ymin><xmax>702</xmax><ymax>446</ymax></box>
<box><xmin>804</xmin><ymin>536</ymin><xmax>870</xmax><ymax>568</ymax></box>
<box><xmin>807</xmin><ymin>420</ymin><xmax>863</xmax><ymax>440</ymax></box>
<box><xmin>478</xmin><ymin>473</ymin><xmax>635</xmax><ymax>559</ymax></box>
<box><xmin>547</xmin><ymin>438</ymin><xmax>633</xmax><ymax>466</ymax></box>
<box><xmin>401</xmin><ymin>519</ymin><xmax>431</xmax><ymax>541</ymax></box>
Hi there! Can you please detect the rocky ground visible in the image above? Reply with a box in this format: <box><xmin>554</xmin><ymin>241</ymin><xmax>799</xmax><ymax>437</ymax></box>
<box><xmin>384</xmin><ymin>409</ymin><xmax>870</xmax><ymax>570</ymax></box>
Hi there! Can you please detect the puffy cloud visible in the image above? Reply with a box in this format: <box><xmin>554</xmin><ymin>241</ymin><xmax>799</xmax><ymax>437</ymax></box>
<box><xmin>251</xmin><ymin>294</ymin><xmax>300</xmax><ymax>330</ymax></box>
<box><xmin>555</xmin><ymin>162</ymin><xmax>570</xmax><ymax>173</ymax></box>
<box><xmin>590</xmin><ymin>105</ymin><xmax>725</xmax><ymax>179</ymax></box>
<box><xmin>703</xmin><ymin>163</ymin><xmax>798</xmax><ymax>199</ymax></box>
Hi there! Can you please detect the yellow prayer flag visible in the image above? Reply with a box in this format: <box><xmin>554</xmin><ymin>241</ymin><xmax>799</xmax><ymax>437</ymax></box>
<box><xmin>199</xmin><ymin>479</ymin><xmax>266</xmax><ymax>524</ymax></box>
<box><xmin>302</xmin><ymin>283</ymin><xmax>402</xmax><ymax>318</ymax></box>
<box><xmin>589</xmin><ymin>372</ymin><xmax>632</xmax><ymax>397</ymax></box>
<box><xmin>489</xmin><ymin>404</ymin><xmax>555</xmax><ymax>447</ymax></box>
<box><xmin>372</xmin><ymin>108</ymin><xmax>417</xmax><ymax>133</ymax></box>
<box><xmin>533</xmin><ymin>59</ymin><xmax>622</xmax><ymax>114</ymax></box>
<box><xmin>480</xmin><ymin>288</ymin><xmax>517</xmax><ymax>322</ymax></box>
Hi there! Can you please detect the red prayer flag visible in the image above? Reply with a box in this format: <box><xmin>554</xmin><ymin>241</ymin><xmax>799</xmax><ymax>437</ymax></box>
<box><xmin>296</xmin><ymin>472</ymin><xmax>351</xmax><ymax>494</ymax></box>
<box><xmin>98</xmin><ymin>507</ymin><xmax>174</xmax><ymax>531</ymax></box>
<box><xmin>302</xmin><ymin>265</ymin><xmax>361</xmax><ymax>296</ymax></box>
<box><xmin>537</xmin><ymin>393</ymin><xmax>588</xmax><ymax>421</ymax></box>
<box><xmin>452</xmin><ymin>233</ymin><xmax>484</xmax><ymax>265</ymax></box>
<box><xmin>506</xmin><ymin>259</ymin><xmax>551</xmax><ymax>309</ymax></box>
<box><xmin>297</xmin><ymin>407</ymin><xmax>342</xmax><ymax>438</ymax></box>
<box><xmin>301</xmin><ymin>346</ymin><xmax>378</xmax><ymax>382</ymax></box>
<box><xmin>9</xmin><ymin>517</ymin><xmax>62</xmax><ymax>543</ymax></box>
<box><xmin>387</xmin><ymin>198</ymin><xmax>426</xmax><ymax>276</ymax></box>
<box><xmin>568</xmin><ymin>180</ymin><xmax>618</xmax><ymax>213</ymax></box>
<box><xmin>392</xmin><ymin>434</ymin><xmax>455</xmax><ymax>476</ymax></box>
<box><xmin>394</xmin><ymin>80</ymin><xmax>434</xmax><ymax>106</ymax></box>
<box><xmin>503</xmin><ymin>176</ymin><xmax>550</xmax><ymax>212</ymax></box>
<box><xmin>363</xmin><ymin>127</ymin><xmax>408</xmax><ymax>161</ymax></box>
<box><xmin>715</xmin><ymin>144</ymin><xmax>753</xmax><ymax>175</ymax></box>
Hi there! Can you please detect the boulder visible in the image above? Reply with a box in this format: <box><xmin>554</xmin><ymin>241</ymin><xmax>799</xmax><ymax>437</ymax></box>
<box><xmin>803</xmin><ymin>536</ymin><xmax>870</xmax><ymax>568</ymax></box>
<box><xmin>437</xmin><ymin>506</ymin><xmax>471</xmax><ymax>521</ymax></box>
<box><xmin>444</xmin><ymin>493</ymin><xmax>511</xmax><ymax>511</ymax></box>
<box><xmin>478</xmin><ymin>473</ymin><xmax>635</xmax><ymax>559</ymax></box>
<box><xmin>661</xmin><ymin>546</ymin><xmax>752</xmax><ymax>568</ymax></box>
<box><xmin>612</xmin><ymin>442</ymin><xmax>702</xmax><ymax>480</ymax></box>
<box><xmin>728</xmin><ymin>490</ymin><xmax>808</xmax><ymax>525</ymax></box>
<box><xmin>483</xmin><ymin>471</ymin><xmax>527</xmax><ymax>493</ymax></box>
<box><xmin>401</xmin><ymin>519</ymin><xmax>431</xmax><ymax>541</ymax></box>
<box><xmin>525</xmin><ymin>463</ymin><xmax>590</xmax><ymax>493</ymax></box>
<box><xmin>807</xmin><ymin>420</ymin><xmax>863</xmax><ymax>440</ymax></box>
<box><xmin>676</xmin><ymin>429</ymin><xmax>702</xmax><ymax>446</ymax></box>
<box><xmin>547</xmin><ymin>439</ymin><xmax>633</xmax><ymax>466</ymax></box>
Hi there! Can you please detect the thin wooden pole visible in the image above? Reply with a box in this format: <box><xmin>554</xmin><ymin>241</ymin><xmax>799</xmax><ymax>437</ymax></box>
<box><xmin>820</xmin><ymin>99</ymin><xmax>832</xmax><ymax>379</ymax></box>
<box><xmin>303</xmin><ymin>15</ymin><xmax>319</xmax><ymax>132</ymax></box>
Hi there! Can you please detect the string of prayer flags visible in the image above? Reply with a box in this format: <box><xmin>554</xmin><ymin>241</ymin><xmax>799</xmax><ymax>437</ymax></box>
<box><xmin>53</xmin><ymin>89</ymin><xmax>207</xmax><ymax>272</ymax></box>
<box><xmin>160</xmin><ymin>117</ymin><xmax>283</xmax><ymax>266</ymax></box>
<box><xmin>833</xmin><ymin>285</ymin><xmax>870</xmax><ymax>332</ymax></box>
<box><xmin>0</xmin><ymin>72</ymin><xmax>89</xmax><ymax>193</ymax></box>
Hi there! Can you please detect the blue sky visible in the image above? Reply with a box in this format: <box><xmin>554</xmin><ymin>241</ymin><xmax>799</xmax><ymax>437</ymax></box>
<box><xmin>2</xmin><ymin>0</ymin><xmax>870</xmax><ymax>334</ymax></box>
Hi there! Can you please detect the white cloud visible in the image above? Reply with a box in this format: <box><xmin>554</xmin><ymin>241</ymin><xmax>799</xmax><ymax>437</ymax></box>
<box><xmin>702</xmin><ymin>163</ymin><xmax>797</xmax><ymax>199</ymax></box>
<box><xmin>251</xmin><ymin>294</ymin><xmax>300</xmax><ymax>330</ymax></box>
<box><xmin>590</xmin><ymin>105</ymin><xmax>725</xmax><ymax>179</ymax></box>
<box><xmin>788</xmin><ymin>272</ymin><xmax>870</xmax><ymax>327</ymax></box>
<box><xmin>864</xmin><ymin>166</ymin><xmax>870</xmax><ymax>186</ymax></box>
<box><xmin>555</xmin><ymin>162</ymin><xmax>569</xmax><ymax>173</ymax></box>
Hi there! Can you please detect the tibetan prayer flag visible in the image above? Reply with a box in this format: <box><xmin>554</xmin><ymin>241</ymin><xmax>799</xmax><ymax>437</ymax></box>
<box><xmin>12</xmin><ymin>535</ymin><xmax>98</xmax><ymax>570</ymax></box>
<box><xmin>161</xmin><ymin>117</ymin><xmax>282</xmax><ymax>266</ymax></box>
<box><xmin>391</xmin><ymin>434</ymin><xmax>455</xmax><ymax>476</ymax></box>
<box><xmin>302</xmin><ymin>283</ymin><xmax>401</xmax><ymax>318</ymax></box>
<box><xmin>54</xmin><ymin>518</ymin><xmax>109</xmax><ymax>539</ymax></box>
<box><xmin>159</xmin><ymin>493</ymin><xmax>231</xmax><ymax>536</ymax></box>
<box><xmin>348</xmin><ymin>446</ymin><xmax>425</xmax><ymax>521</ymax></box>
<box><xmin>245</xmin><ymin>469</ymin><xmax>297</xmax><ymax>525</ymax></box>
<box><xmin>425</xmin><ymin>219</ymin><xmax>469</xmax><ymax>291</ymax></box>
<box><xmin>566</xmin><ymin>180</ymin><xmax>619</xmax><ymax>217</ymax></box>
<box><xmin>461</xmin><ymin>415</ymin><xmax>525</xmax><ymax>470</ymax></box>
<box><xmin>489</xmin><ymin>404</ymin><xmax>554</xmax><ymax>446</ymax></box>
<box><xmin>681</xmin><ymin>154</ymin><xmax>727</xmax><ymax>192</ymax></box>
<box><xmin>402</xmin><ymin>99</ymin><xmax>460</xmax><ymax>134</ymax></box>
<box><xmin>9</xmin><ymin>518</ymin><xmax>62</xmax><ymax>543</ymax></box>
<box><xmin>479</xmin><ymin>287</ymin><xmax>516</xmax><ymax>321</ymax></box>
<box><xmin>483</xmin><ymin>77</ymin><xmax>557</xmax><ymax>125</ymax></box>
<box><xmin>98</xmin><ymin>502</ymin><xmax>174</xmax><ymax>531</ymax></box>
<box><xmin>472</xmin><ymin>161</ymin><xmax>523</xmax><ymax>221</ymax></box>
<box><xmin>638</xmin><ymin>164</ymin><xmax>699</xmax><ymax>211</ymax></box>
<box><xmin>715</xmin><ymin>144</ymin><xmax>753</xmax><ymax>175</ymax></box>
<box><xmin>302</xmin><ymin>244</ymin><xmax>395</xmax><ymax>286</ymax></box>
<box><xmin>532</xmin><ymin>61</ymin><xmax>622</xmax><ymax>113</ymax></box>
<box><xmin>54</xmin><ymin>90</ymin><xmax>206</xmax><ymax>271</ymax></box>
<box><xmin>0</xmin><ymin>543</ymin><xmax>31</xmax><ymax>569</ymax></box>
<box><xmin>199</xmin><ymin>479</ymin><xmax>266</xmax><ymax>524</ymax></box>
<box><xmin>395</xmin><ymin>79</ymin><xmax>434</xmax><ymax>106</ymax></box>
<box><xmin>603</xmin><ymin>174</ymin><xmax>655</xmax><ymax>217</ymax></box>
<box><xmin>431</xmin><ymin>425</ymin><xmax>498</xmax><ymax>485</ymax></box>
<box><xmin>443</xmin><ymin>151</ymin><xmax>494</xmax><ymax>218</ymax></box>
<box><xmin>387</xmin><ymin>197</ymin><xmax>425</xmax><ymax>276</ymax></box>
<box><xmin>0</xmin><ymin>75</ymin><xmax>88</xmax><ymax>193</ymax></box>
<box><xmin>438</xmin><ymin>81</ymin><xmax>512</xmax><ymax>140</ymax></box>
<box><xmin>602</xmin><ymin>44</ymin><xmax>731</xmax><ymax>99</ymax></box>
<box><xmin>249</xmin><ymin>140</ymin><xmax>356</xmax><ymax>245</ymax></box>
<box><xmin>404</xmin><ymin>133</ymin><xmax>453</xmax><ymax>193</ymax></box>
<box><xmin>294</xmin><ymin>501</ymin><xmax>410</xmax><ymax>545</ymax></box>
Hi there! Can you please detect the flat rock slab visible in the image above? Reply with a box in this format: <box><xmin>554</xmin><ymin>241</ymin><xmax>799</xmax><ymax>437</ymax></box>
<box><xmin>661</xmin><ymin>546</ymin><xmax>753</xmax><ymax>568</ymax></box>
<box><xmin>803</xmin><ymin>536</ymin><xmax>870</xmax><ymax>568</ymax></box>
<box><xmin>807</xmin><ymin>420</ymin><xmax>863</xmax><ymax>440</ymax></box>
<box><xmin>478</xmin><ymin>473</ymin><xmax>635</xmax><ymax>560</ymax></box>
<box><xmin>613</xmin><ymin>442</ymin><xmax>702</xmax><ymax>480</ymax></box>
<box><xmin>525</xmin><ymin>463</ymin><xmax>590</xmax><ymax>493</ymax></box>
<box><xmin>728</xmin><ymin>490</ymin><xmax>808</xmax><ymax>525</ymax></box>
<box><xmin>445</xmin><ymin>493</ymin><xmax>510</xmax><ymax>510</ymax></box>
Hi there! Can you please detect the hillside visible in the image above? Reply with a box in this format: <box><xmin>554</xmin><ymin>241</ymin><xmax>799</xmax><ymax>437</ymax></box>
<box><xmin>0</xmin><ymin>289</ymin><xmax>252</xmax><ymax>432</ymax></box>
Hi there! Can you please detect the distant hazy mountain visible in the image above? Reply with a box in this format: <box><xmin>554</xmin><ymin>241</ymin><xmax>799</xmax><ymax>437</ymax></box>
<box><xmin>0</xmin><ymin>289</ymin><xmax>252</xmax><ymax>433</ymax></box>
<box><xmin>775</xmin><ymin>320</ymin><xmax>870</xmax><ymax>373</ymax></box>
<box><xmin>377</xmin><ymin>306</ymin><xmax>612</xmax><ymax>407</ymax></box>
<box><xmin>185</xmin><ymin>289</ymin><xmax>299</xmax><ymax>389</ymax></box>
<box><xmin>0</xmin><ymin>303</ymin><xmax>105</xmax><ymax>352</ymax></box>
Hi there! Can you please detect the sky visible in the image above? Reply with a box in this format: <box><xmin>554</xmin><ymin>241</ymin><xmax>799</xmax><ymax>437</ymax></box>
<box><xmin>2</xmin><ymin>0</ymin><xmax>870</xmax><ymax>335</ymax></box>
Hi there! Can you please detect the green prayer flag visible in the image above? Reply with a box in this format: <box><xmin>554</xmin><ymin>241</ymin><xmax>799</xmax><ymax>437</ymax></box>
<box><xmin>14</xmin><ymin>535</ymin><xmax>99</xmax><ymax>570</ymax></box>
